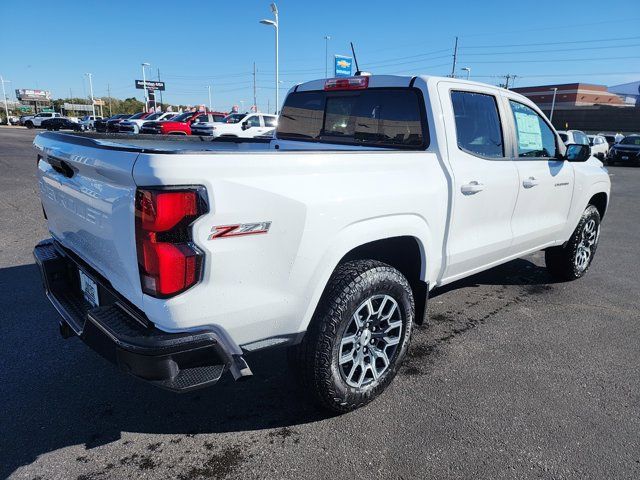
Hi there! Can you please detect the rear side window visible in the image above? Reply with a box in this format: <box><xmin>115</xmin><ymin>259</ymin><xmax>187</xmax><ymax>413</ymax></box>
<box><xmin>263</xmin><ymin>116</ymin><xmax>277</xmax><ymax>127</ymax></box>
<box><xmin>509</xmin><ymin>101</ymin><xmax>557</xmax><ymax>158</ymax></box>
<box><xmin>277</xmin><ymin>88</ymin><xmax>427</xmax><ymax>149</ymax></box>
<box><xmin>451</xmin><ymin>91</ymin><xmax>504</xmax><ymax>158</ymax></box>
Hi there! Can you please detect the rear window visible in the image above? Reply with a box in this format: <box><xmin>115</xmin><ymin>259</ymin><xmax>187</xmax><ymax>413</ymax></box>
<box><xmin>620</xmin><ymin>136</ymin><xmax>640</xmax><ymax>145</ymax></box>
<box><xmin>277</xmin><ymin>88</ymin><xmax>427</xmax><ymax>149</ymax></box>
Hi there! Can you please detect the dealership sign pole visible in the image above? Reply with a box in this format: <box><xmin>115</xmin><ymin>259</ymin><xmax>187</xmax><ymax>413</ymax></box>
<box><xmin>0</xmin><ymin>76</ymin><xmax>9</xmax><ymax>125</ymax></box>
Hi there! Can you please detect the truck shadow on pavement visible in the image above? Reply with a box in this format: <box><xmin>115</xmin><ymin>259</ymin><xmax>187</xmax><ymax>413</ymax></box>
<box><xmin>0</xmin><ymin>257</ymin><xmax>558</xmax><ymax>478</ymax></box>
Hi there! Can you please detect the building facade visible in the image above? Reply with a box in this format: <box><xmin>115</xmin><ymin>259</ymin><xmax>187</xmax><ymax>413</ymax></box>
<box><xmin>512</xmin><ymin>83</ymin><xmax>626</xmax><ymax>110</ymax></box>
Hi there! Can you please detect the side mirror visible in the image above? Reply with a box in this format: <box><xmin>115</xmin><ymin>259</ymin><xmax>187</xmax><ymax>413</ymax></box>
<box><xmin>241</xmin><ymin>121</ymin><xmax>249</xmax><ymax>130</ymax></box>
<box><xmin>565</xmin><ymin>144</ymin><xmax>591</xmax><ymax>162</ymax></box>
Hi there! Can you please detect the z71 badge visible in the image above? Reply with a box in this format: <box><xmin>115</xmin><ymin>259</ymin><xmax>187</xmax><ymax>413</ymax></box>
<box><xmin>208</xmin><ymin>222</ymin><xmax>272</xmax><ymax>240</ymax></box>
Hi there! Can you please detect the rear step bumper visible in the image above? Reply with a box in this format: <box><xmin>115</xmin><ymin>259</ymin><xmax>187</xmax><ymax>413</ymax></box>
<box><xmin>33</xmin><ymin>239</ymin><xmax>252</xmax><ymax>392</ymax></box>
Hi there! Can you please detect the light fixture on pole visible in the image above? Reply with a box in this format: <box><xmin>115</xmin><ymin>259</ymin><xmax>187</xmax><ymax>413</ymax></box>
<box><xmin>141</xmin><ymin>62</ymin><xmax>151</xmax><ymax>112</ymax></box>
<box><xmin>85</xmin><ymin>73</ymin><xmax>96</xmax><ymax>117</ymax></box>
<box><xmin>550</xmin><ymin>87</ymin><xmax>558</xmax><ymax>123</ymax></box>
<box><xmin>324</xmin><ymin>35</ymin><xmax>331</xmax><ymax>78</ymax></box>
<box><xmin>260</xmin><ymin>2</ymin><xmax>279</xmax><ymax>114</ymax></box>
<box><xmin>0</xmin><ymin>76</ymin><xmax>10</xmax><ymax>125</ymax></box>
<box><xmin>461</xmin><ymin>67</ymin><xmax>471</xmax><ymax>80</ymax></box>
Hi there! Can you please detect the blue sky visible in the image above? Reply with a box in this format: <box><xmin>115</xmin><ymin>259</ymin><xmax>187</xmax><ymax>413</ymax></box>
<box><xmin>1</xmin><ymin>0</ymin><xmax>639</xmax><ymax>112</ymax></box>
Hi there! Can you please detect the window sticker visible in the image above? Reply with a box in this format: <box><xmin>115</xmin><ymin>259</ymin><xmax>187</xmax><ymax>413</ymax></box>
<box><xmin>514</xmin><ymin>111</ymin><xmax>543</xmax><ymax>151</ymax></box>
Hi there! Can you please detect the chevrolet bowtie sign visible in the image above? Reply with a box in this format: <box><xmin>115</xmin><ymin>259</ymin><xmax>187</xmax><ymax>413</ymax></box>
<box><xmin>135</xmin><ymin>80</ymin><xmax>166</xmax><ymax>91</ymax></box>
<box><xmin>334</xmin><ymin>55</ymin><xmax>353</xmax><ymax>77</ymax></box>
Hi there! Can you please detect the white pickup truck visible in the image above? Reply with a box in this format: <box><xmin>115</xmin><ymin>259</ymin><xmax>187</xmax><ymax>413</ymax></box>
<box><xmin>25</xmin><ymin>112</ymin><xmax>62</xmax><ymax>128</ymax></box>
<box><xmin>190</xmin><ymin>112</ymin><xmax>277</xmax><ymax>138</ymax></box>
<box><xmin>33</xmin><ymin>75</ymin><xmax>610</xmax><ymax>412</ymax></box>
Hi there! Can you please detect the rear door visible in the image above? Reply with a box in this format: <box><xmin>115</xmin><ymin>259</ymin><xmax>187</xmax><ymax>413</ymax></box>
<box><xmin>36</xmin><ymin>134</ymin><xmax>143</xmax><ymax>308</ymax></box>
<box><xmin>504</xmin><ymin>99</ymin><xmax>573</xmax><ymax>252</ymax></box>
<box><xmin>438</xmin><ymin>82</ymin><xmax>519</xmax><ymax>281</ymax></box>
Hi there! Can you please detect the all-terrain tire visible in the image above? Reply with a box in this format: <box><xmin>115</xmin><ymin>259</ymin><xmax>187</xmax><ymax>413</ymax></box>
<box><xmin>290</xmin><ymin>260</ymin><xmax>414</xmax><ymax>413</ymax></box>
<box><xmin>545</xmin><ymin>205</ymin><xmax>601</xmax><ymax>281</ymax></box>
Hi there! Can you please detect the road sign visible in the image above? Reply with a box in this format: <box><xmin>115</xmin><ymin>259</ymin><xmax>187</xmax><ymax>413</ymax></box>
<box><xmin>135</xmin><ymin>80</ymin><xmax>165</xmax><ymax>91</ymax></box>
<box><xmin>334</xmin><ymin>55</ymin><xmax>353</xmax><ymax>77</ymax></box>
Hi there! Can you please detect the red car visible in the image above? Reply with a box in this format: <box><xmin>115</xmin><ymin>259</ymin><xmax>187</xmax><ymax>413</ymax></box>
<box><xmin>140</xmin><ymin>111</ymin><xmax>226</xmax><ymax>135</ymax></box>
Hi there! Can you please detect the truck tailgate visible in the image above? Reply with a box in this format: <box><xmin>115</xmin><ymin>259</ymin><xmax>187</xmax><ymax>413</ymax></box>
<box><xmin>35</xmin><ymin>133</ymin><xmax>143</xmax><ymax>308</ymax></box>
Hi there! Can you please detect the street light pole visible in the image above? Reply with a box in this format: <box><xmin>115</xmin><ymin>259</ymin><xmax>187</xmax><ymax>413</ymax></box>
<box><xmin>260</xmin><ymin>3</ymin><xmax>279</xmax><ymax>114</ymax></box>
<box><xmin>324</xmin><ymin>35</ymin><xmax>331</xmax><ymax>78</ymax></box>
<box><xmin>461</xmin><ymin>67</ymin><xmax>471</xmax><ymax>80</ymax></box>
<box><xmin>550</xmin><ymin>87</ymin><xmax>558</xmax><ymax>123</ymax></box>
<box><xmin>0</xmin><ymin>76</ymin><xmax>10</xmax><ymax>125</ymax></box>
<box><xmin>141</xmin><ymin>62</ymin><xmax>150</xmax><ymax>112</ymax></box>
<box><xmin>85</xmin><ymin>73</ymin><xmax>95</xmax><ymax>117</ymax></box>
<box><xmin>207</xmin><ymin>85</ymin><xmax>212</xmax><ymax>112</ymax></box>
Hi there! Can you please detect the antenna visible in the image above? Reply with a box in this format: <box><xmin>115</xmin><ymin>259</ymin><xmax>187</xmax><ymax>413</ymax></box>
<box><xmin>350</xmin><ymin>42</ymin><xmax>361</xmax><ymax>75</ymax></box>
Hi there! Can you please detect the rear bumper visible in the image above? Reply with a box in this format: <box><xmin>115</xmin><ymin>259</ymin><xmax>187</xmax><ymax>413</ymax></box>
<box><xmin>33</xmin><ymin>239</ymin><xmax>252</xmax><ymax>392</ymax></box>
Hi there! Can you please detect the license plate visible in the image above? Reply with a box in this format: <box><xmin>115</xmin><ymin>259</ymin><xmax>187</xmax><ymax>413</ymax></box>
<box><xmin>79</xmin><ymin>269</ymin><xmax>99</xmax><ymax>308</ymax></box>
<box><xmin>622</xmin><ymin>156</ymin><xmax>629</xmax><ymax>160</ymax></box>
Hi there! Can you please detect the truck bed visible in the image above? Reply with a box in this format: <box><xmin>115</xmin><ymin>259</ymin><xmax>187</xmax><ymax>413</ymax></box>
<box><xmin>37</xmin><ymin>131</ymin><xmax>274</xmax><ymax>154</ymax></box>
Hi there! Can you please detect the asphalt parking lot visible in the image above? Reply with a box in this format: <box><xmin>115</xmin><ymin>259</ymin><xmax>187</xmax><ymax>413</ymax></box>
<box><xmin>1</xmin><ymin>126</ymin><xmax>638</xmax><ymax>480</ymax></box>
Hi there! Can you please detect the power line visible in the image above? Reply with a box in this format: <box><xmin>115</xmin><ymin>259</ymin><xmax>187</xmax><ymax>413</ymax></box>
<box><xmin>462</xmin><ymin>55</ymin><xmax>640</xmax><ymax>65</ymax></box>
<box><xmin>461</xmin><ymin>42</ymin><xmax>640</xmax><ymax>56</ymax></box>
<box><xmin>461</xmin><ymin>34</ymin><xmax>640</xmax><ymax>49</ymax></box>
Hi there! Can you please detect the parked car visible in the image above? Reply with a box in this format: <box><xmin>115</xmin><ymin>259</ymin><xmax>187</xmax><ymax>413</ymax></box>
<box><xmin>191</xmin><ymin>112</ymin><xmax>277</xmax><ymax>138</ymax></box>
<box><xmin>8</xmin><ymin>115</ymin><xmax>19</xmax><ymax>125</ymax></box>
<box><xmin>42</xmin><ymin>117</ymin><xmax>83</xmax><ymax>132</ymax></box>
<box><xmin>18</xmin><ymin>114</ymin><xmax>34</xmax><ymax>126</ymax></box>
<box><xmin>597</xmin><ymin>133</ymin><xmax>617</xmax><ymax>148</ymax></box>
<box><xmin>24</xmin><ymin>112</ymin><xmax>62</xmax><ymax>129</ymax></box>
<box><xmin>607</xmin><ymin>134</ymin><xmax>640</xmax><ymax>166</ymax></box>
<box><xmin>95</xmin><ymin>114</ymin><xmax>130</xmax><ymax>133</ymax></box>
<box><xmin>78</xmin><ymin>115</ymin><xmax>103</xmax><ymax>131</ymax></box>
<box><xmin>140</xmin><ymin>111</ymin><xmax>225</xmax><ymax>135</ymax></box>
<box><xmin>107</xmin><ymin>113</ymin><xmax>148</xmax><ymax>133</ymax></box>
<box><xmin>34</xmin><ymin>75</ymin><xmax>610</xmax><ymax>413</ymax></box>
<box><xmin>119</xmin><ymin>111</ymin><xmax>177</xmax><ymax>134</ymax></box>
<box><xmin>587</xmin><ymin>135</ymin><xmax>609</xmax><ymax>161</ymax></box>
<box><xmin>557</xmin><ymin>129</ymin><xmax>589</xmax><ymax>146</ymax></box>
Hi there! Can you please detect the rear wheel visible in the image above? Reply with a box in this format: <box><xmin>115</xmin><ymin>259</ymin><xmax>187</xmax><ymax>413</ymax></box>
<box><xmin>290</xmin><ymin>260</ymin><xmax>414</xmax><ymax>413</ymax></box>
<box><xmin>545</xmin><ymin>205</ymin><xmax>601</xmax><ymax>280</ymax></box>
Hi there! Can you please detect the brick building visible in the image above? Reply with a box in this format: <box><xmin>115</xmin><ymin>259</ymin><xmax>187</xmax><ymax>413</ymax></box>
<box><xmin>512</xmin><ymin>83</ymin><xmax>626</xmax><ymax>110</ymax></box>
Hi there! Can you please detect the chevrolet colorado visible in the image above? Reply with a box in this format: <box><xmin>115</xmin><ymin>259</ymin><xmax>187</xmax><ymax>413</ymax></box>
<box><xmin>33</xmin><ymin>75</ymin><xmax>610</xmax><ymax>412</ymax></box>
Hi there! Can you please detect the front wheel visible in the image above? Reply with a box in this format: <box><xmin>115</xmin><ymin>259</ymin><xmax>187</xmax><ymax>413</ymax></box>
<box><xmin>290</xmin><ymin>260</ymin><xmax>414</xmax><ymax>413</ymax></box>
<box><xmin>545</xmin><ymin>205</ymin><xmax>601</xmax><ymax>280</ymax></box>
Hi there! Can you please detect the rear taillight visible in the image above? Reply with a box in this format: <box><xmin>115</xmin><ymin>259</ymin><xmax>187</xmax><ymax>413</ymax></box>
<box><xmin>324</xmin><ymin>76</ymin><xmax>369</xmax><ymax>91</ymax></box>
<box><xmin>135</xmin><ymin>187</ymin><xmax>207</xmax><ymax>298</ymax></box>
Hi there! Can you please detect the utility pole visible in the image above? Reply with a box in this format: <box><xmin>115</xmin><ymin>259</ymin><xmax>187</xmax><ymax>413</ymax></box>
<box><xmin>1</xmin><ymin>76</ymin><xmax>10</xmax><ymax>125</ymax></box>
<box><xmin>85</xmin><ymin>73</ymin><xmax>96</xmax><ymax>117</ymax></box>
<box><xmin>253</xmin><ymin>62</ymin><xmax>257</xmax><ymax>111</ymax></box>
<box><xmin>504</xmin><ymin>74</ymin><xmax>518</xmax><ymax>89</ymax></box>
<box><xmin>324</xmin><ymin>35</ymin><xmax>331</xmax><ymax>78</ymax></box>
<box><xmin>450</xmin><ymin>36</ymin><xmax>459</xmax><ymax>78</ymax></box>
<box><xmin>107</xmin><ymin>84</ymin><xmax>112</xmax><ymax>116</ymax></box>
<box><xmin>157</xmin><ymin>68</ymin><xmax>163</xmax><ymax>110</ymax></box>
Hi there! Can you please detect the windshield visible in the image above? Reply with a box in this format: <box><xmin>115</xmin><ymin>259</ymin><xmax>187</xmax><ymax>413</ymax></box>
<box><xmin>620</xmin><ymin>136</ymin><xmax>640</xmax><ymax>146</ymax></box>
<box><xmin>128</xmin><ymin>112</ymin><xmax>147</xmax><ymax>120</ymax></box>
<box><xmin>145</xmin><ymin>113</ymin><xmax>163</xmax><ymax>120</ymax></box>
<box><xmin>168</xmin><ymin>112</ymin><xmax>194</xmax><ymax>122</ymax></box>
<box><xmin>224</xmin><ymin>114</ymin><xmax>245</xmax><ymax>124</ymax></box>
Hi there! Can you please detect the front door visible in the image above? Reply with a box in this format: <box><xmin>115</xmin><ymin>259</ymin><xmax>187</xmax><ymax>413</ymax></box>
<box><xmin>438</xmin><ymin>82</ymin><xmax>520</xmax><ymax>282</ymax></box>
<box><xmin>505</xmin><ymin>99</ymin><xmax>574</xmax><ymax>253</ymax></box>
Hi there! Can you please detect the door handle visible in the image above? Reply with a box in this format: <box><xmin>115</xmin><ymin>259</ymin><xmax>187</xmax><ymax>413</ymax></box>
<box><xmin>523</xmin><ymin>176</ymin><xmax>539</xmax><ymax>188</ymax></box>
<box><xmin>461</xmin><ymin>181</ymin><xmax>484</xmax><ymax>195</ymax></box>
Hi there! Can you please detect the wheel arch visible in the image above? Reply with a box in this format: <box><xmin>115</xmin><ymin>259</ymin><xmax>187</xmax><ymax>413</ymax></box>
<box><xmin>296</xmin><ymin>214</ymin><xmax>436</xmax><ymax>334</ymax></box>
<box><xmin>588</xmin><ymin>191</ymin><xmax>608</xmax><ymax>220</ymax></box>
